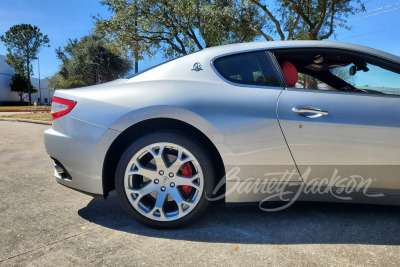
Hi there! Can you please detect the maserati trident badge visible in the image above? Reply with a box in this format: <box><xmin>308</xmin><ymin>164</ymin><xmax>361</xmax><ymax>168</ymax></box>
<box><xmin>191</xmin><ymin>62</ymin><xmax>203</xmax><ymax>71</ymax></box>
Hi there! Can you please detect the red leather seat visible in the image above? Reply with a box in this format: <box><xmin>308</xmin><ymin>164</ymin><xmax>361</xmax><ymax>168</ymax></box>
<box><xmin>280</xmin><ymin>61</ymin><xmax>298</xmax><ymax>87</ymax></box>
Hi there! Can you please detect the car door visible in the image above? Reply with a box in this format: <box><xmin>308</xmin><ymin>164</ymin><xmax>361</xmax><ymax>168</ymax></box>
<box><xmin>274</xmin><ymin>49</ymin><xmax>400</xmax><ymax>192</ymax></box>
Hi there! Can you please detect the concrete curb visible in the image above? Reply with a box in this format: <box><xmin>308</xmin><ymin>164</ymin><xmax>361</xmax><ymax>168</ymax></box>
<box><xmin>0</xmin><ymin>117</ymin><xmax>52</xmax><ymax>125</ymax></box>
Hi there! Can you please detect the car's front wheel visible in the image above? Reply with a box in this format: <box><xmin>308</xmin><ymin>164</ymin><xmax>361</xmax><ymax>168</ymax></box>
<box><xmin>115</xmin><ymin>132</ymin><xmax>214</xmax><ymax>228</ymax></box>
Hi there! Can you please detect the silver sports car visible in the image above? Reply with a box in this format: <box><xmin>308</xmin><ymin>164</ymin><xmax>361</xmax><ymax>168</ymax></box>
<box><xmin>44</xmin><ymin>41</ymin><xmax>400</xmax><ymax>228</ymax></box>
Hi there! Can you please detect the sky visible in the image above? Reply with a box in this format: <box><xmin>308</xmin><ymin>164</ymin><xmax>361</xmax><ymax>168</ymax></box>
<box><xmin>0</xmin><ymin>0</ymin><xmax>399</xmax><ymax>80</ymax></box>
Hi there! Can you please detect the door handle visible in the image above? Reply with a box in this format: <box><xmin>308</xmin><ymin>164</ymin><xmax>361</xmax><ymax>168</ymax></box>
<box><xmin>292</xmin><ymin>106</ymin><xmax>329</xmax><ymax>117</ymax></box>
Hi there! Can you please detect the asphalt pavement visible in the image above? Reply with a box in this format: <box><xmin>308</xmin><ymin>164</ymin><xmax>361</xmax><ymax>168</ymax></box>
<box><xmin>1</xmin><ymin>120</ymin><xmax>400</xmax><ymax>266</ymax></box>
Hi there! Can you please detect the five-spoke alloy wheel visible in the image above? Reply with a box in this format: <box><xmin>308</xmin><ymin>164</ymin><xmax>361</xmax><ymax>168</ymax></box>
<box><xmin>115</xmin><ymin>132</ymin><xmax>214</xmax><ymax>228</ymax></box>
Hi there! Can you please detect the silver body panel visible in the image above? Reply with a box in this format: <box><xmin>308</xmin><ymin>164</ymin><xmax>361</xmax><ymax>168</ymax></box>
<box><xmin>278</xmin><ymin>89</ymin><xmax>400</xmax><ymax>192</ymax></box>
<box><xmin>44</xmin><ymin>41</ymin><xmax>400</xmax><ymax>203</ymax></box>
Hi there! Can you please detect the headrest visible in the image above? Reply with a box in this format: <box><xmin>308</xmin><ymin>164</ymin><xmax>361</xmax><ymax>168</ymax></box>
<box><xmin>280</xmin><ymin>61</ymin><xmax>298</xmax><ymax>88</ymax></box>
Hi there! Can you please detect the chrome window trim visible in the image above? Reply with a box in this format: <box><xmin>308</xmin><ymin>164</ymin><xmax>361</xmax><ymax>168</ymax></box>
<box><xmin>210</xmin><ymin>48</ymin><xmax>284</xmax><ymax>90</ymax></box>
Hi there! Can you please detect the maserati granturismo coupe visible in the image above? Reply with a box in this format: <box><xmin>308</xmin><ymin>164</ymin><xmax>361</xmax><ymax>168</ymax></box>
<box><xmin>44</xmin><ymin>41</ymin><xmax>400</xmax><ymax>228</ymax></box>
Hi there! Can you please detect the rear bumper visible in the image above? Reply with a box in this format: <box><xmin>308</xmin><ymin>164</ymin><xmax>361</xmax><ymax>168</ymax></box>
<box><xmin>44</xmin><ymin>115</ymin><xmax>120</xmax><ymax>195</ymax></box>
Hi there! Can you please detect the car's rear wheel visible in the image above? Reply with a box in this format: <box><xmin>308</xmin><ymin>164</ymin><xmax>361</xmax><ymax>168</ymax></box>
<box><xmin>115</xmin><ymin>132</ymin><xmax>214</xmax><ymax>228</ymax></box>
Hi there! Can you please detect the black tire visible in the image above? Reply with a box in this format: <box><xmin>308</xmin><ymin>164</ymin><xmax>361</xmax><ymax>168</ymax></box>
<box><xmin>115</xmin><ymin>131</ymin><xmax>214</xmax><ymax>228</ymax></box>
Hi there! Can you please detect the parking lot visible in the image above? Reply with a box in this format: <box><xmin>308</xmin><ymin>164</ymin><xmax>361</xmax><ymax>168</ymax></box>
<box><xmin>1</xmin><ymin>120</ymin><xmax>400</xmax><ymax>266</ymax></box>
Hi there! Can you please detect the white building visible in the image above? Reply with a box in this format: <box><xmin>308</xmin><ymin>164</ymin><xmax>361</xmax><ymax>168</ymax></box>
<box><xmin>0</xmin><ymin>54</ymin><xmax>53</xmax><ymax>105</ymax></box>
<box><xmin>0</xmin><ymin>55</ymin><xmax>19</xmax><ymax>104</ymax></box>
<box><xmin>31</xmin><ymin>77</ymin><xmax>53</xmax><ymax>105</ymax></box>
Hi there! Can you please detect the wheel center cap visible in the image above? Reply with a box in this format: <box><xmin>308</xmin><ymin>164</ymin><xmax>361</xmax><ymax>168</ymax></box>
<box><xmin>160</xmin><ymin>176</ymin><xmax>170</xmax><ymax>185</ymax></box>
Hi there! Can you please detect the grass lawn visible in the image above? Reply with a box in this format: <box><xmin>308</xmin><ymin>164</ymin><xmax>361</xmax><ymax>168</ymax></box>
<box><xmin>0</xmin><ymin>106</ymin><xmax>50</xmax><ymax>111</ymax></box>
<box><xmin>1</xmin><ymin>112</ymin><xmax>51</xmax><ymax>121</ymax></box>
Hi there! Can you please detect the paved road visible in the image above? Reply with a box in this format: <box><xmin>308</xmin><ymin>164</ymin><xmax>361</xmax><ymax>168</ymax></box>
<box><xmin>1</xmin><ymin>120</ymin><xmax>400</xmax><ymax>266</ymax></box>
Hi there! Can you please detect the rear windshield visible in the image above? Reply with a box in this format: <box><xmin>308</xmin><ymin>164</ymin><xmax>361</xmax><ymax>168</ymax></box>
<box><xmin>124</xmin><ymin>62</ymin><xmax>167</xmax><ymax>79</ymax></box>
<box><xmin>124</xmin><ymin>51</ymin><xmax>201</xmax><ymax>79</ymax></box>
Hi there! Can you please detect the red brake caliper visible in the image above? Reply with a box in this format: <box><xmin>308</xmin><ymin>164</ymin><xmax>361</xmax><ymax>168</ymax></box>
<box><xmin>181</xmin><ymin>162</ymin><xmax>193</xmax><ymax>195</ymax></box>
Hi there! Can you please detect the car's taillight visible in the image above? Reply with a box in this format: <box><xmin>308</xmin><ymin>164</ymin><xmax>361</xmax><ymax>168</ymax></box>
<box><xmin>51</xmin><ymin>96</ymin><xmax>77</xmax><ymax>120</ymax></box>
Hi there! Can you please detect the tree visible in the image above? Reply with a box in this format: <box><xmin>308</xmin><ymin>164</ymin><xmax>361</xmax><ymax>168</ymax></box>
<box><xmin>94</xmin><ymin>0</ymin><xmax>264</xmax><ymax>61</ymax></box>
<box><xmin>246</xmin><ymin>1</ymin><xmax>364</xmax><ymax>88</ymax></box>
<box><xmin>248</xmin><ymin>0</ymin><xmax>365</xmax><ymax>41</ymax></box>
<box><xmin>47</xmin><ymin>73</ymin><xmax>85</xmax><ymax>90</ymax></box>
<box><xmin>49</xmin><ymin>35</ymin><xmax>132</xmax><ymax>89</ymax></box>
<box><xmin>10</xmin><ymin>73</ymin><xmax>37</xmax><ymax>102</ymax></box>
<box><xmin>0</xmin><ymin>24</ymin><xmax>49</xmax><ymax>105</ymax></box>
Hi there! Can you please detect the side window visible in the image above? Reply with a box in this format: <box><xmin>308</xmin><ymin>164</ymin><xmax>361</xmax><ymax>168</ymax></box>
<box><xmin>274</xmin><ymin>49</ymin><xmax>400</xmax><ymax>96</ymax></box>
<box><xmin>330</xmin><ymin>63</ymin><xmax>400</xmax><ymax>95</ymax></box>
<box><xmin>213</xmin><ymin>51</ymin><xmax>280</xmax><ymax>87</ymax></box>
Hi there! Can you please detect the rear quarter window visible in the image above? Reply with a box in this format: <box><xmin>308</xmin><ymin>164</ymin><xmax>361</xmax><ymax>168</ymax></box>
<box><xmin>213</xmin><ymin>51</ymin><xmax>281</xmax><ymax>87</ymax></box>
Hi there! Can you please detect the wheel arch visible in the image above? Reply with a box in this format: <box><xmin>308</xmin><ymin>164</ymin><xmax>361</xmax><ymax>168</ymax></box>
<box><xmin>102</xmin><ymin>118</ymin><xmax>226</xmax><ymax>198</ymax></box>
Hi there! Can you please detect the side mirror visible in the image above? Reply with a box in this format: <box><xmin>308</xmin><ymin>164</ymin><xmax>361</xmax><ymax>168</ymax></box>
<box><xmin>349</xmin><ymin>66</ymin><xmax>357</xmax><ymax>76</ymax></box>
